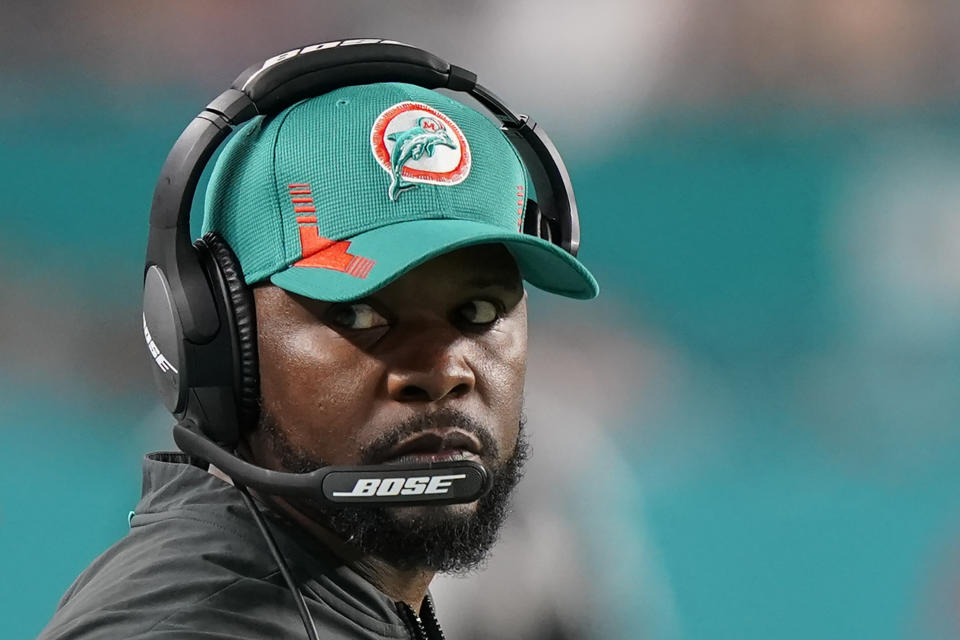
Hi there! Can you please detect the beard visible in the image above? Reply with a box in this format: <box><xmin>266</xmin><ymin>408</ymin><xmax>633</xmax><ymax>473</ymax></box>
<box><xmin>256</xmin><ymin>407</ymin><xmax>529</xmax><ymax>573</ymax></box>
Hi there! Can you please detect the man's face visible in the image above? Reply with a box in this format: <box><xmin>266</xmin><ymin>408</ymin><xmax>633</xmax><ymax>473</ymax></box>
<box><xmin>250</xmin><ymin>243</ymin><xmax>529</xmax><ymax>571</ymax></box>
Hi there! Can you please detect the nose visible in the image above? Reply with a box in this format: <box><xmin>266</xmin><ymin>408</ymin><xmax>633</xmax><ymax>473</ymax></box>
<box><xmin>386</xmin><ymin>324</ymin><xmax>476</xmax><ymax>404</ymax></box>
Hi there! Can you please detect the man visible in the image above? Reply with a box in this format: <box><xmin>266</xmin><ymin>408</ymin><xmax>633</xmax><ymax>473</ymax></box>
<box><xmin>40</xmin><ymin>78</ymin><xmax>598</xmax><ymax>639</ymax></box>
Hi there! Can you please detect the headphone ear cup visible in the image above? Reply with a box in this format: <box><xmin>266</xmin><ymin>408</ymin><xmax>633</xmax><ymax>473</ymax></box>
<box><xmin>199</xmin><ymin>232</ymin><xmax>261</xmax><ymax>432</ymax></box>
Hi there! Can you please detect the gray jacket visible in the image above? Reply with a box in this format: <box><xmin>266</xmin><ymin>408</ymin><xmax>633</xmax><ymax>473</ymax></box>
<box><xmin>38</xmin><ymin>453</ymin><xmax>444</xmax><ymax>639</ymax></box>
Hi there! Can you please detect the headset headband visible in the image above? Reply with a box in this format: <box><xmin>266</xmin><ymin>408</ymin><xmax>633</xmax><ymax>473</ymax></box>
<box><xmin>145</xmin><ymin>39</ymin><xmax>579</xmax><ymax>344</ymax></box>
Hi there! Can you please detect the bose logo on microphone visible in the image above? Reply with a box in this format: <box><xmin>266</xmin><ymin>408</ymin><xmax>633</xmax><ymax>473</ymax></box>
<box><xmin>331</xmin><ymin>474</ymin><xmax>467</xmax><ymax>498</ymax></box>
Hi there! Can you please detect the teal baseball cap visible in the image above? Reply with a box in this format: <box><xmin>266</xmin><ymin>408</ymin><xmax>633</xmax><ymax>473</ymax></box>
<box><xmin>203</xmin><ymin>82</ymin><xmax>599</xmax><ymax>301</ymax></box>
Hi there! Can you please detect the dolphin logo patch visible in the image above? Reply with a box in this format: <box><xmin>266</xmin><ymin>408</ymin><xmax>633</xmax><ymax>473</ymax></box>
<box><xmin>371</xmin><ymin>102</ymin><xmax>471</xmax><ymax>201</ymax></box>
<box><xmin>385</xmin><ymin>116</ymin><xmax>456</xmax><ymax>200</ymax></box>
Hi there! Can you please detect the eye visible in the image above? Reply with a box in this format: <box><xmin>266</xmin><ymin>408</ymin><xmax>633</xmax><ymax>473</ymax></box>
<box><xmin>328</xmin><ymin>303</ymin><xmax>389</xmax><ymax>330</ymax></box>
<box><xmin>457</xmin><ymin>299</ymin><xmax>500</xmax><ymax>326</ymax></box>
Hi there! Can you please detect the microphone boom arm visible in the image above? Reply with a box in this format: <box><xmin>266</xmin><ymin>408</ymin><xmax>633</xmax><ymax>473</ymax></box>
<box><xmin>173</xmin><ymin>422</ymin><xmax>492</xmax><ymax>507</ymax></box>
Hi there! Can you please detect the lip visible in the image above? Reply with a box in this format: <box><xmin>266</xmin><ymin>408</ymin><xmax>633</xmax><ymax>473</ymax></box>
<box><xmin>381</xmin><ymin>429</ymin><xmax>483</xmax><ymax>464</ymax></box>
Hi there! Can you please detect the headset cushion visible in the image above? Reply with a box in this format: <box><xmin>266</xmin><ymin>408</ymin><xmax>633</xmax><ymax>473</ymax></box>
<box><xmin>201</xmin><ymin>232</ymin><xmax>260</xmax><ymax>430</ymax></box>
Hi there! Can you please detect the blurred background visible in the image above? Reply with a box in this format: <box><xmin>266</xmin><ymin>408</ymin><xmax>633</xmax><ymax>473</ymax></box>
<box><xmin>3</xmin><ymin>1</ymin><xmax>960</xmax><ymax>638</ymax></box>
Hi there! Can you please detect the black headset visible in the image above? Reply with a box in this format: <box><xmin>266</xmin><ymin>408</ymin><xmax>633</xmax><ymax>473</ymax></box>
<box><xmin>142</xmin><ymin>38</ymin><xmax>581</xmax><ymax>476</ymax></box>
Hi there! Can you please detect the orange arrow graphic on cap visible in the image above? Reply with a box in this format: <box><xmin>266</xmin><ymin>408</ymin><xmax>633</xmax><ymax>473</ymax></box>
<box><xmin>294</xmin><ymin>221</ymin><xmax>375</xmax><ymax>279</ymax></box>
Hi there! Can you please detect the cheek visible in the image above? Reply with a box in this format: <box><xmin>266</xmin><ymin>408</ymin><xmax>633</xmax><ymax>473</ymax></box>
<box><xmin>476</xmin><ymin>314</ymin><xmax>528</xmax><ymax>444</ymax></box>
<box><xmin>258</xmin><ymin>326</ymin><xmax>383</xmax><ymax>461</ymax></box>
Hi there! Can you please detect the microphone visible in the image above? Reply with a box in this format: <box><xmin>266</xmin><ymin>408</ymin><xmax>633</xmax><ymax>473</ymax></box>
<box><xmin>173</xmin><ymin>422</ymin><xmax>492</xmax><ymax>506</ymax></box>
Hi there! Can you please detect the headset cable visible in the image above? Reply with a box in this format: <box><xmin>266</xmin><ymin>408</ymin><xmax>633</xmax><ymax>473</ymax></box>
<box><xmin>235</xmin><ymin>483</ymin><xmax>320</xmax><ymax>640</ymax></box>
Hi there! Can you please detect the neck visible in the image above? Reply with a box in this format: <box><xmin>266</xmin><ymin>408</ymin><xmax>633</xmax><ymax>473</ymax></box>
<box><xmin>270</xmin><ymin>494</ymin><xmax>435</xmax><ymax>611</ymax></box>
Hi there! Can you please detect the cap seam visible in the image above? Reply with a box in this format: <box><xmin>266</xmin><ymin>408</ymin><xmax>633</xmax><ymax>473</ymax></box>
<box><xmin>320</xmin><ymin>209</ymin><xmax>517</xmax><ymax>241</ymax></box>
<box><xmin>262</xmin><ymin>211</ymin><xmax>516</xmax><ymax>280</ymax></box>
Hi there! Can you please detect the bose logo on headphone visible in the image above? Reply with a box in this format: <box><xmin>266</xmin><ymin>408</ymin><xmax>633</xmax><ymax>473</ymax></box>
<box><xmin>143</xmin><ymin>315</ymin><xmax>178</xmax><ymax>374</ymax></box>
<box><xmin>331</xmin><ymin>474</ymin><xmax>467</xmax><ymax>498</ymax></box>
<box><xmin>243</xmin><ymin>39</ymin><xmax>412</xmax><ymax>90</ymax></box>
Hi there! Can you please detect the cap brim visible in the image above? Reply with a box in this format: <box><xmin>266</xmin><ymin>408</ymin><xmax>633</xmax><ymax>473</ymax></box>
<box><xmin>269</xmin><ymin>219</ymin><xmax>599</xmax><ymax>302</ymax></box>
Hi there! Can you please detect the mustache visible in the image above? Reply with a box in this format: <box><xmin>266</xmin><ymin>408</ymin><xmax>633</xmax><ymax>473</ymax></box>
<box><xmin>359</xmin><ymin>408</ymin><xmax>500</xmax><ymax>465</ymax></box>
